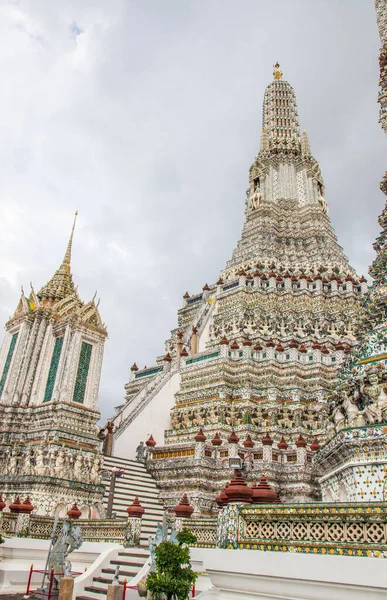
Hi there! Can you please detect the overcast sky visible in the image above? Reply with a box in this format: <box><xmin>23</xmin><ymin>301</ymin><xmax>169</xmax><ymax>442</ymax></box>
<box><xmin>0</xmin><ymin>1</ymin><xmax>385</xmax><ymax>422</ymax></box>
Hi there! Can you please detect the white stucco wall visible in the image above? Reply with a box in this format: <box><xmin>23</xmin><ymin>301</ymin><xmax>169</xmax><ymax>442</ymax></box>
<box><xmin>113</xmin><ymin>371</ymin><xmax>181</xmax><ymax>459</ymax></box>
<box><xmin>191</xmin><ymin>547</ymin><xmax>387</xmax><ymax>600</ymax></box>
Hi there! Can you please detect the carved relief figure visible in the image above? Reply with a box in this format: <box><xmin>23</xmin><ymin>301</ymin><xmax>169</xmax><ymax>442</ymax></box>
<box><xmin>35</xmin><ymin>445</ymin><xmax>46</xmax><ymax>476</ymax></box>
<box><xmin>207</xmin><ymin>405</ymin><xmax>218</xmax><ymax>425</ymax></box>
<box><xmin>362</xmin><ymin>369</ymin><xmax>387</xmax><ymax>423</ymax></box>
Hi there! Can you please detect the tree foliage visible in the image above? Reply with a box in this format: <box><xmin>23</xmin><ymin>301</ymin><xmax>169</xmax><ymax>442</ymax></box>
<box><xmin>146</xmin><ymin>530</ymin><xmax>198</xmax><ymax>600</ymax></box>
<box><xmin>176</xmin><ymin>529</ymin><xmax>197</xmax><ymax>547</ymax></box>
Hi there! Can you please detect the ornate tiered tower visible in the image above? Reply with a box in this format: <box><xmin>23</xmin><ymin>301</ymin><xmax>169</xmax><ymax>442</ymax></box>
<box><xmin>112</xmin><ymin>65</ymin><xmax>364</xmax><ymax>513</ymax></box>
<box><xmin>376</xmin><ymin>0</ymin><xmax>387</xmax><ymax>138</ymax></box>
<box><xmin>317</xmin><ymin>193</ymin><xmax>387</xmax><ymax>502</ymax></box>
<box><xmin>0</xmin><ymin>214</ymin><xmax>107</xmax><ymax>516</ymax></box>
<box><xmin>316</xmin><ymin>4</ymin><xmax>387</xmax><ymax>503</ymax></box>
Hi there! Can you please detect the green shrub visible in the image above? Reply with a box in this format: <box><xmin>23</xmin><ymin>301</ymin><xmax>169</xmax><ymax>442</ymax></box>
<box><xmin>176</xmin><ymin>529</ymin><xmax>197</xmax><ymax>546</ymax></box>
<box><xmin>146</xmin><ymin>530</ymin><xmax>198</xmax><ymax>600</ymax></box>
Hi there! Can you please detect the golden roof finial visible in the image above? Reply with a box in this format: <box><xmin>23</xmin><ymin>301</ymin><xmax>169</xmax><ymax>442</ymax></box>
<box><xmin>273</xmin><ymin>62</ymin><xmax>283</xmax><ymax>80</ymax></box>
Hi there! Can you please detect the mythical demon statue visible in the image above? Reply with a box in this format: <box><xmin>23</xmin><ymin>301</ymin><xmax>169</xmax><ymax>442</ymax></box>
<box><xmin>329</xmin><ymin>363</ymin><xmax>387</xmax><ymax>429</ymax></box>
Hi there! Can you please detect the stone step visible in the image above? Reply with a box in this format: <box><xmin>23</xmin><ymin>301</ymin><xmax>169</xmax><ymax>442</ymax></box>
<box><xmin>104</xmin><ymin>481</ymin><xmax>158</xmax><ymax>494</ymax></box>
<box><xmin>104</xmin><ymin>471</ymin><xmax>157</xmax><ymax>483</ymax></box>
<box><xmin>104</xmin><ymin>456</ymin><xmax>152</xmax><ymax>468</ymax></box>
<box><xmin>110</xmin><ymin>495</ymin><xmax>162</xmax><ymax>507</ymax></box>
<box><xmin>106</xmin><ymin>497</ymin><xmax>161</xmax><ymax>508</ymax></box>
<box><xmin>103</xmin><ymin>487</ymin><xmax>160</xmax><ymax>498</ymax></box>
<box><xmin>102</xmin><ymin>567</ymin><xmax>142</xmax><ymax>577</ymax></box>
<box><xmin>140</xmin><ymin>517</ymin><xmax>163</xmax><ymax>525</ymax></box>
<box><xmin>111</xmin><ymin>559</ymin><xmax>147</xmax><ymax>568</ymax></box>
<box><xmin>114</xmin><ymin>550</ymin><xmax>148</xmax><ymax>558</ymax></box>
<box><xmin>104</xmin><ymin>477</ymin><xmax>159</xmax><ymax>495</ymax></box>
<box><xmin>103</xmin><ymin>460</ymin><xmax>155</xmax><ymax>478</ymax></box>
<box><xmin>84</xmin><ymin>586</ymin><xmax>107</xmax><ymax>596</ymax></box>
<box><xmin>102</xmin><ymin>456</ymin><xmax>164</xmax><ymax>527</ymax></box>
<box><xmin>93</xmin><ymin>577</ymin><xmax>129</xmax><ymax>585</ymax></box>
<box><xmin>117</xmin><ymin>552</ymin><xmax>148</xmax><ymax>560</ymax></box>
<box><xmin>108</xmin><ymin>484</ymin><xmax>160</xmax><ymax>496</ymax></box>
<box><xmin>106</xmin><ymin>487</ymin><xmax>160</xmax><ymax>500</ymax></box>
<box><xmin>141</xmin><ymin>517</ymin><xmax>161</xmax><ymax>523</ymax></box>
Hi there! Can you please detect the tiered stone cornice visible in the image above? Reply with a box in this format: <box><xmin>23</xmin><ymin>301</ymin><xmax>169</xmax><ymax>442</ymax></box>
<box><xmin>223</xmin><ymin>202</ymin><xmax>353</xmax><ymax>279</ymax></box>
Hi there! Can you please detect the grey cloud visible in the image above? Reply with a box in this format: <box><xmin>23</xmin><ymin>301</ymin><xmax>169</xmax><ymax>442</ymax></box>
<box><xmin>0</xmin><ymin>0</ymin><xmax>385</xmax><ymax>421</ymax></box>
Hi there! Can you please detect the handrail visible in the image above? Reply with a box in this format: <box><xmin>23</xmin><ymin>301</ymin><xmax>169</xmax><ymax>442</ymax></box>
<box><xmin>113</xmin><ymin>366</ymin><xmax>179</xmax><ymax>439</ymax></box>
<box><xmin>113</xmin><ymin>295</ymin><xmax>215</xmax><ymax>440</ymax></box>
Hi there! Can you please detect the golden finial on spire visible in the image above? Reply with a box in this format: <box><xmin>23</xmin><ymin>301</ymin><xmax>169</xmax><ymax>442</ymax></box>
<box><xmin>273</xmin><ymin>62</ymin><xmax>283</xmax><ymax>80</ymax></box>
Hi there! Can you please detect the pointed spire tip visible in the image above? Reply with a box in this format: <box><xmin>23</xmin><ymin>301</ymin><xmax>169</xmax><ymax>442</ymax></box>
<box><xmin>63</xmin><ymin>211</ymin><xmax>78</xmax><ymax>267</ymax></box>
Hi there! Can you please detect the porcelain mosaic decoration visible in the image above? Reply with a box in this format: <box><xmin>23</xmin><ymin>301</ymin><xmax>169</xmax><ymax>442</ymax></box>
<box><xmin>111</xmin><ymin>62</ymin><xmax>372</xmax><ymax>512</ymax></box>
<box><xmin>0</xmin><ymin>213</ymin><xmax>107</xmax><ymax>516</ymax></box>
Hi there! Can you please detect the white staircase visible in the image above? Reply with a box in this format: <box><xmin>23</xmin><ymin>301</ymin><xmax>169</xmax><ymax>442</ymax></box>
<box><xmin>77</xmin><ymin>547</ymin><xmax>149</xmax><ymax>600</ymax></box>
<box><xmin>102</xmin><ymin>455</ymin><xmax>164</xmax><ymax>541</ymax></box>
<box><xmin>75</xmin><ymin>456</ymin><xmax>163</xmax><ymax>600</ymax></box>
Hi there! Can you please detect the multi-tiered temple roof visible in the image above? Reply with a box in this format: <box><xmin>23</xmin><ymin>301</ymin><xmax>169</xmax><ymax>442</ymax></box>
<box><xmin>8</xmin><ymin>213</ymin><xmax>106</xmax><ymax>335</ymax></box>
<box><xmin>112</xmin><ymin>65</ymin><xmax>364</xmax><ymax>512</ymax></box>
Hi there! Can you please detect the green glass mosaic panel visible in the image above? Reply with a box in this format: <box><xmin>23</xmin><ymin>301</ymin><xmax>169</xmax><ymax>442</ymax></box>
<box><xmin>73</xmin><ymin>341</ymin><xmax>92</xmax><ymax>404</ymax></box>
<box><xmin>0</xmin><ymin>333</ymin><xmax>18</xmax><ymax>395</ymax></box>
<box><xmin>186</xmin><ymin>351</ymin><xmax>219</xmax><ymax>365</ymax></box>
<box><xmin>135</xmin><ymin>367</ymin><xmax>162</xmax><ymax>379</ymax></box>
<box><xmin>44</xmin><ymin>337</ymin><xmax>64</xmax><ymax>402</ymax></box>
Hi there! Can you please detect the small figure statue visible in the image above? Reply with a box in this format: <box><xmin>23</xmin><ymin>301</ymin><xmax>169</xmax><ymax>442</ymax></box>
<box><xmin>341</xmin><ymin>385</ymin><xmax>364</xmax><ymax>426</ymax></box>
<box><xmin>208</xmin><ymin>405</ymin><xmax>218</xmax><ymax>425</ymax></box>
<box><xmin>333</xmin><ymin>404</ymin><xmax>346</xmax><ymax>429</ymax></box>
<box><xmin>23</xmin><ymin>447</ymin><xmax>33</xmax><ymax>476</ymax></box>
<box><xmin>318</xmin><ymin>192</ymin><xmax>328</xmax><ymax>214</ymax></box>
<box><xmin>89</xmin><ymin>454</ymin><xmax>102</xmax><ymax>484</ymax></box>
<box><xmin>182</xmin><ymin>410</ymin><xmax>192</xmax><ymax>429</ymax></box>
<box><xmin>73</xmin><ymin>453</ymin><xmax>84</xmax><ymax>480</ymax></box>
<box><xmin>250</xmin><ymin>188</ymin><xmax>261</xmax><ymax>210</ymax></box>
<box><xmin>35</xmin><ymin>444</ymin><xmax>46</xmax><ymax>476</ymax></box>
<box><xmin>136</xmin><ymin>441</ymin><xmax>146</xmax><ymax>463</ymax></box>
<box><xmin>102</xmin><ymin>422</ymin><xmax>114</xmax><ymax>456</ymax></box>
<box><xmin>8</xmin><ymin>448</ymin><xmax>17</xmax><ymax>475</ymax></box>
<box><xmin>47</xmin><ymin>446</ymin><xmax>57</xmax><ymax>476</ymax></box>
<box><xmin>55</xmin><ymin>448</ymin><xmax>66</xmax><ymax>477</ymax></box>
<box><xmin>193</xmin><ymin>409</ymin><xmax>204</xmax><ymax>427</ymax></box>
<box><xmin>225</xmin><ymin>403</ymin><xmax>236</xmax><ymax>426</ymax></box>
<box><xmin>48</xmin><ymin>520</ymin><xmax>83</xmax><ymax>590</ymax></box>
<box><xmin>113</xmin><ymin>565</ymin><xmax>120</xmax><ymax>585</ymax></box>
<box><xmin>170</xmin><ymin>411</ymin><xmax>180</xmax><ymax>430</ymax></box>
